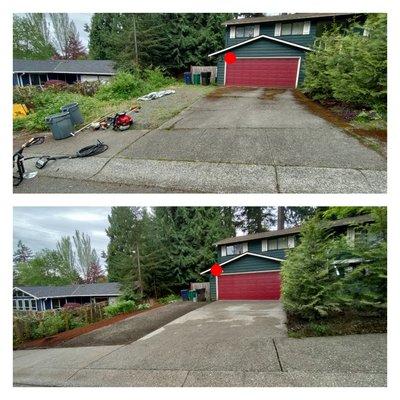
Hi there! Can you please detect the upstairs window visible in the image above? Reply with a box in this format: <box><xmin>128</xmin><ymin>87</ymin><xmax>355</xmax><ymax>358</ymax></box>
<box><xmin>226</xmin><ymin>243</ymin><xmax>244</xmax><ymax>256</ymax></box>
<box><xmin>221</xmin><ymin>242</ymin><xmax>248</xmax><ymax>256</ymax></box>
<box><xmin>230</xmin><ymin>25</ymin><xmax>259</xmax><ymax>39</ymax></box>
<box><xmin>275</xmin><ymin>21</ymin><xmax>311</xmax><ymax>36</ymax></box>
<box><xmin>263</xmin><ymin>236</ymin><xmax>296</xmax><ymax>251</ymax></box>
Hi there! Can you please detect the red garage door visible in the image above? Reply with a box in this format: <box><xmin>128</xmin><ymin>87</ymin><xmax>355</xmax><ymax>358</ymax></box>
<box><xmin>218</xmin><ymin>271</ymin><xmax>281</xmax><ymax>300</ymax></box>
<box><xmin>225</xmin><ymin>58</ymin><xmax>299</xmax><ymax>88</ymax></box>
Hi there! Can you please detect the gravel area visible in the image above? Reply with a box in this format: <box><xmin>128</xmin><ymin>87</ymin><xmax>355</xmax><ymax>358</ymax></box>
<box><xmin>133</xmin><ymin>85</ymin><xmax>215</xmax><ymax>130</ymax></box>
<box><xmin>56</xmin><ymin>301</ymin><xmax>206</xmax><ymax>348</ymax></box>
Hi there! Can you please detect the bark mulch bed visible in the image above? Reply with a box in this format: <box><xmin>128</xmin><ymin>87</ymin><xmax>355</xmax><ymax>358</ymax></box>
<box><xmin>286</xmin><ymin>311</ymin><xmax>387</xmax><ymax>338</ymax></box>
<box><xmin>15</xmin><ymin>303</ymin><xmax>164</xmax><ymax>350</ymax></box>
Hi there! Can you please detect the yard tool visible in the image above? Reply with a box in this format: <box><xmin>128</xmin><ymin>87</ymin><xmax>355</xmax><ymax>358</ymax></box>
<box><xmin>13</xmin><ymin>136</ymin><xmax>45</xmax><ymax>186</ymax></box>
<box><xmin>107</xmin><ymin>112</ymin><xmax>134</xmax><ymax>131</ymax></box>
<box><xmin>31</xmin><ymin>140</ymin><xmax>109</xmax><ymax>170</ymax></box>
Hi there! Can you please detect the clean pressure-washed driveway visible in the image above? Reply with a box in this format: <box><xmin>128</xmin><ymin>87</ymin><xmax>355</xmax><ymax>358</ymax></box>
<box><xmin>15</xmin><ymin>88</ymin><xmax>386</xmax><ymax>193</ymax></box>
<box><xmin>13</xmin><ymin>301</ymin><xmax>386</xmax><ymax>387</ymax></box>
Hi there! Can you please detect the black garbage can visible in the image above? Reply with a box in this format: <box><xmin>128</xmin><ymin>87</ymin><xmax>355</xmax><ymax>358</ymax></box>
<box><xmin>61</xmin><ymin>102</ymin><xmax>84</xmax><ymax>125</ymax></box>
<box><xmin>45</xmin><ymin>112</ymin><xmax>74</xmax><ymax>140</ymax></box>
<box><xmin>195</xmin><ymin>288</ymin><xmax>206</xmax><ymax>302</ymax></box>
<box><xmin>201</xmin><ymin>72</ymin><xmax>211</xmax><ymax>86</ymax></box>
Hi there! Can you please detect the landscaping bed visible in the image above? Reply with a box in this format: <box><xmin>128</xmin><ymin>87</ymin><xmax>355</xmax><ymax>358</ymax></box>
<box><xmin>56</xmin><ymin>301</ymin><xmax>207</xmax><ymax>348</ymax></box>
<box><xmin>15</xmin><ymin>303</ymin><xmax>163</xmax><ymax>350</ymax></box>
<box><xmin>294</xmin><ymin>90</ymin><xmax>387</xmax><ymax>156</ymax></box>
<box><xmin>286</xmin><ymin>311</ymin><xmax>387</xmax><ymax>338</ymax></box>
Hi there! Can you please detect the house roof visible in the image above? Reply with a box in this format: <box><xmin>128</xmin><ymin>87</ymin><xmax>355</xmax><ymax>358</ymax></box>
<box><xmin>208</xmin><ymin>34</ymin><xmax>312</xmax><ymax>57</ymax></box>
<box><xmin>215</xmin><ymin>214</ymin><xmax>375</xmax><ymax>246</ymax></box>
<box><xmin>223</xmin><ymin>13</ymin><xmax>359</xmax><ymax>26</ymax></box>
<box><xmin>13</xmin><ymin>59</ymin><xmax>116</xmax><ymax>75</ymax></box>
<box><xmin>14</xmin><ymin>283</ymin><xmax>121</xmax><ymax>299</ymax></box>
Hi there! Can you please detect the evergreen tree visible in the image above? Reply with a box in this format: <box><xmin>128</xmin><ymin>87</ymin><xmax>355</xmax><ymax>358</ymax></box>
<box><xmin>235</xmin><ymin>207</ymin><xmax>275</xmax><ymax>233</ymax></box>
<box><xmin>106</xmin><ymin>207</ymin><xmax>139</xmax><ymax>287</ymax></box>
<box><xmin>281</xmin><ymin>216</ymin><xmax>341</xmax><ymax>319</ymax></box>
<box><xmin>87</xmin><ymin>13</ymin><xmax>232</xmax><ymax>72</ymax></box>
<box><xmin>13</xmin><ymin>240</ymin><xmax>33</xmax><ymax>264</ymax></box>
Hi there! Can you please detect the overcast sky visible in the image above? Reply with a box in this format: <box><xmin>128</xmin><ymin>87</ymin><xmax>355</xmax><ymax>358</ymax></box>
<box><xmin>67</xmin><ymin>13</ymin><xmax>92</xmax><ymax>47</ymax></box>
<box><xmin>13</xmin><ymin>207</ymin><xmax>111</xmax><ymax>257</ymax></box>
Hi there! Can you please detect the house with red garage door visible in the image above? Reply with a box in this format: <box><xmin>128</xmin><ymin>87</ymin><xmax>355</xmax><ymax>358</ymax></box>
<box><xmin>209</xmin><ymin>13</ymin><xmax>366</xmax><ymax>88</ymax></box>
<box><xmin>201</xmin><ymin>214</ymin><xmax>374</xmax><ymax>301</ymax></box>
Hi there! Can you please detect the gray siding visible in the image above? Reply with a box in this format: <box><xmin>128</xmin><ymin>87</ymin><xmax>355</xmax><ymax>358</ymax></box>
<box><xmin>216</xmin><ymin>37</ymin><xmax>308</xmax><ymax>86</ymax></box>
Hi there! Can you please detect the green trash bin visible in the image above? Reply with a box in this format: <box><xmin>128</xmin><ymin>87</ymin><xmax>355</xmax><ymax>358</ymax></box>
<box><xmin>188</xmin><ymin>290</ymin><xmax>197</xmax><ymax>301</ymax></box>
<box><xmin>45</xmin><ymin>112</ymin><xmax>75</xmax><ymax>140</ymax></box>
<box><xmin>61</xmin><ymin>102</ymin><xmax>84</xmax><ymax>125</ymax></box>
<box><xmin>193</xmin><ymin>73</ymin><xmax>201</xmax><ymax>85</ymax></box>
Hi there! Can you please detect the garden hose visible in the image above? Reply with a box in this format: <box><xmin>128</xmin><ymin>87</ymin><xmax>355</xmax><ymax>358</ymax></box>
<box><xmin>25</xmin><ymin>140</ymin><xmax>109</xmax><ymax>169</ymax></box>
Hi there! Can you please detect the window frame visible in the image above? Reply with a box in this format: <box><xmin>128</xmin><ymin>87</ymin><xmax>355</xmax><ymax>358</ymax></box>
<box><xmin>235</xmin><ymin>26</ymin><xmax>245</xmax><ymax>38</ymax></box>
<box><xmin>276</xmin><ymin>21</ymin><xmax>310</xmax><ymax>36</ymax></box>
<box><xmin>226</xmin><ymin>243</ymin><xmax>244</xmax><ymax>256</ymax></box>
<box><xmin>235</xmin><ymin>25</ymin><xmax>256</xmax><ymax>39</ymax></box>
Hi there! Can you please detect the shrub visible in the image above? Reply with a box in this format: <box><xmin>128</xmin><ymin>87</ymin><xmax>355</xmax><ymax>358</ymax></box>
<box><xmin>158</xmin><ymin>294</ymin><xmax>180</xmax><ymax>304</ymax></box>
<box><xmin>43</xmin><ymin>80</ymin><xmax>69</xmax><ymax>91</ymax></box>
<box><xmin>32</xmin><ymin>314</ymin><xmax>66</xmax><ymax>339</ymax></box>
<box><xmin>104</xmin><ymin>300</ymin><xmax>135</xmax><ymax>317</ymax></box>
<box><xmin>137</xmin><ymin>303</ymin><xmax>150</xmax><ymax>310</ymax></box>
<box><xmin>13</xmin><ymin>90</ymin><xmax>101</xmax><ymax>131</ymax></box>
<box><xmin>62</xmin><ymin>302</ymin><xmax>81</xmax><ymax>310</ymax></box>
<box><xmin>303</xmin><ymin>14</ymin><xmax>387</xmax><ymax>115</ymax></box>
<box><xmin>281</xmin><ymin>217</ymin><xmax>342</xmax><ymax>320</ymax></box>
<box><xmin>95</xmin><ymin>71</ymin><xmax>148</xmax><ymax>101</ymax></box>
<box><xmin>282</xmin><ymin>208</ymin><xmax>387</xmax><ymax>320</ymax></box>
<box><xmin>95</xmin><ymin>69</ymin><xmax>175</xmax><ymax>101</ymax></box>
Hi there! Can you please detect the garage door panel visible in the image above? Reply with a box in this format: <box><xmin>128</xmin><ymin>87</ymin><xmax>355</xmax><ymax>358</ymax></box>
<box><xmin>226</xmin><ymin>58</ymin><xmax>299</xmax><ymax>88</ymax></box>
<box><xmin>218</xmin><ymin>272</ymin><xmax>281</xmax><ymax>300</ymax></box>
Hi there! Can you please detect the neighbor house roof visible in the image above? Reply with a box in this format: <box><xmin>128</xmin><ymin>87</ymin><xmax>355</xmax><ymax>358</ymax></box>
<box><xmin>13</xmin><ymin>283</ymin><xmax>121</xmax><ymax>299</ymax></box>
<box><xmin>13</xmin><ymin>59</ymin><xmax>116</xmax><ymax>75</ymax></box>
<box><xmin>223</xmin><ymin>13</ymin><xmax>359</xmax><ymax>26</ymax></box>
<box><xmin>215</xmin><ymin>214</ymin><xmax>374</xmax><ymax>246</ymax></box>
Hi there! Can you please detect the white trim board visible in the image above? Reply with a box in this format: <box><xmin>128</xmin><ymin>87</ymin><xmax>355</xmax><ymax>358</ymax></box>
<box><xmin>200</xmin><ymin>252</ymin><xmax>283</xmax><ymax>275</ymax></box>
<box><xmin>13</xmin><ymin>286</ymin><xmax>39</xmax><ymax>299</ymax></box>
<box><xmin>224</xmin><ymin>56</ymin><xmax>302</xmax><ymax>88</ymax></box>
<box><xmin>221</xmin><ymin>270</ymin><xmax>281</xmax><ymax>276</ymax></box>
<box><xmin>208</xmin><ymin>34</ymin><xmax>313</xmax><ymax>57</ymax></box>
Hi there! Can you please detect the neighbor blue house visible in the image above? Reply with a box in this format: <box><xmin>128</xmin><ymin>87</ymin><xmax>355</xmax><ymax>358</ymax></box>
<box><xmin>13</xmin><ymin>282</ymin><xmax>121</xmax><ymax>311</ymax></box>
<box><xmin>13</xmin><ymin>59</ymin><xmax>116</xmax><ymax>87</ymax></box>
<box><xmin>209</xmin><ymin>13</ymin><xmax>367</xmax><ymax>88</ymax></box>
<box><xmin>201</xmin><ymin>214</ymin><xmax>374</xmax><ymax>301</ymax></box>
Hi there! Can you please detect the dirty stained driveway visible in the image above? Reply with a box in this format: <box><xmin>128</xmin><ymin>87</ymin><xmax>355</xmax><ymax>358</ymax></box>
<box><xmin>15</xmin><ymin>87</ymin><xmax>386</xmax><ymax>193</ymax></box>
<box><xmin>13</xmin><ymin>301</ymin><xmax>386</xmax><ymax>387</ymax></box>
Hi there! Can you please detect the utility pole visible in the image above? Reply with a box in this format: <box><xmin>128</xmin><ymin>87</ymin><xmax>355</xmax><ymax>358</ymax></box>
<box><xmin>136</xmin><ymin>243</ymin><xmax>143</xmax><ymax>297</ymax></box>
<box><xmin>132</xmin><ymin>14</ymin><xmax>138</xmax><ymax>65</ymax></box>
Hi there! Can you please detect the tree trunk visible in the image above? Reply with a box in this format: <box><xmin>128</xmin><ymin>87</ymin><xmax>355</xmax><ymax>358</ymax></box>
<box><xmin>277</xmin><ymin>207</ymin><xmax>285</xmax><ymax>230</ymax></box>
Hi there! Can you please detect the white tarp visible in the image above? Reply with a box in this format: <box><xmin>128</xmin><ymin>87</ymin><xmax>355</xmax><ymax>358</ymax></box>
<box><xmin>138</xmin><ymin>90</ymin><xmax>176</xmax><ymax>101</ymax></box>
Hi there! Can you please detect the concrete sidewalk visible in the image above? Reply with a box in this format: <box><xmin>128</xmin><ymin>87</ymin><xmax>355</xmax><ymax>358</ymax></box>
<box><xmin>13</xmin><ymin>302</ymin><xmax>387</xmax><ymax>387</ymax></box>
<box><xmin>14</xmin><ymin>88</ymin><xmax>386</xmax><ymax>193</ymax></box>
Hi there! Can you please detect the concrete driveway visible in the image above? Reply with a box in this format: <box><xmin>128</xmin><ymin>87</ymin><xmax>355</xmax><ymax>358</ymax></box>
<box><xmin>14</xmin><ymin>88</ymin><xmax>386</xmax><ymax>193</ymax></box>
<box><xmin>13</xmin><ymin>301</ymin><xmax>386</xmax><ymax>387</ymax></box>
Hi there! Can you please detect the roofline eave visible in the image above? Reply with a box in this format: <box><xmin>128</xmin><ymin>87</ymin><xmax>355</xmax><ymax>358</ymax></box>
<box><xmin>208</xmin><ymin>34</ymin><xmax>313</xmax><ymax>57</ymax></box>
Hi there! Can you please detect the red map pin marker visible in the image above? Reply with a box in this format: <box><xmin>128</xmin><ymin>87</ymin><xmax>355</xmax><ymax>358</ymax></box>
<box><xmin>211</xmin><ymin>263</ymin><xmax>223</xmax><ymax>277</ymax></box>
<box><xmin>224</xmin><ymin>52</ymin><xmax>237</xmax><ymax>64</ymax></box>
